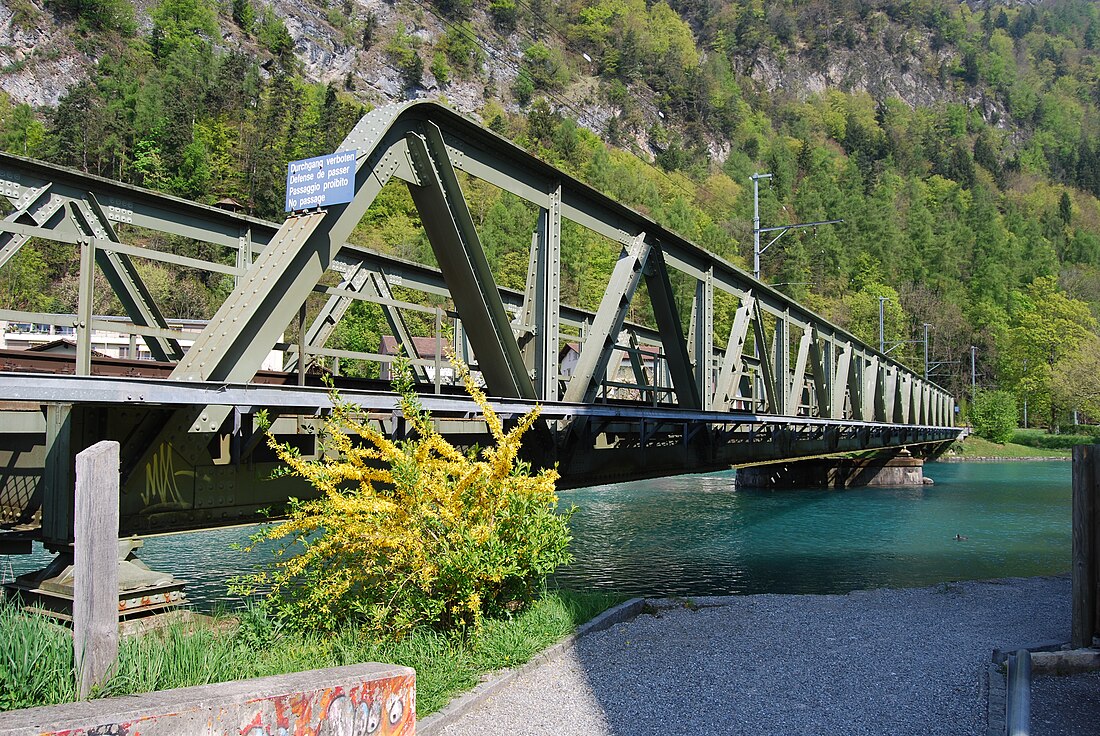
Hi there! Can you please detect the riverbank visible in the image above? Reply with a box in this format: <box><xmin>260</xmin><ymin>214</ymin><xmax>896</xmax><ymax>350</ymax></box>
<box><xmin>434</xmin><ymin>576</ymin><xmax>1071</xmax><ymax>736</ymax></box>
<box><xmin>0</xmin><ymin>589</ymin><xmax>625</xmax><ymax>715</ymax></box>
<box><xmin>945</xmin><ymin>435</ymin><xmax>1072</xmax><ymax>460</ymax></box>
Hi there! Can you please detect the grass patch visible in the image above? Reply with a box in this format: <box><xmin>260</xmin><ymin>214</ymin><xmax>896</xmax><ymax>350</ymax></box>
<box><xmin>1010</xmin><ymin>429</ymin><xmax>1096</xmax><ymax>451</ymax></box>
<box><xmin>0</xmin><ymin>589</ymin><xmax>627</xmax><ymax>715</ymax></box>
<box><xmin>949</xmin><ymin>434</ymin><xmax>1071</xmax><ymax>459</ymax></box>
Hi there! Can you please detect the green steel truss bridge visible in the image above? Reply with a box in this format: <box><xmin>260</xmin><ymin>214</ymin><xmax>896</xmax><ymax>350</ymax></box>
<box><xmin>0</xmin><ymin>101</ymin><xmax>959</xmax><ymax>549</ymax></box>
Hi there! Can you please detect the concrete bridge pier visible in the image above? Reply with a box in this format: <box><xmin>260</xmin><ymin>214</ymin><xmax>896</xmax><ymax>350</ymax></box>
<box><xmin>735</xmin><ymin>449</ymin><xmax>932</xmax><ymax>489</ymax></box>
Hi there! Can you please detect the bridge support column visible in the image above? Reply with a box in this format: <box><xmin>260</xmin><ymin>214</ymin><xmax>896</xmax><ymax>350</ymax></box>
<box><xmin>736</xmin><ymin>450</ymin><xmax>929</xmax><ymax>489</ymax></box>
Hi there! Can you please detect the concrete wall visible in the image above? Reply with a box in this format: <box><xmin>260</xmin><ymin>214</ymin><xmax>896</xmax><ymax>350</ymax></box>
<box><xmin>737</xmin><ymin>455</ymin><xmax>927</xmax><ymax>489</ymax></box>
<box><xmin>0</xmin><ymin>663</ymin><xmax>414</xmax><ymax>736</ymax></box>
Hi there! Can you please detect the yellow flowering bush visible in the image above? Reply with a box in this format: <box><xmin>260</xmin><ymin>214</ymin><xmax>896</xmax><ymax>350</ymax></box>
<box><xmin>235</xmin><ymin>358</ymin><xmax>572</xmax><ymax>638</ymax></box>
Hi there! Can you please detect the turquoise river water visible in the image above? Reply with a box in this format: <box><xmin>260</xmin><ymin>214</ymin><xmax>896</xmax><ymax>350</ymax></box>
<box><xmin>1</xmin><ymin>460</ymin><xmax>1072</xmax><ymax>608</ymax></box>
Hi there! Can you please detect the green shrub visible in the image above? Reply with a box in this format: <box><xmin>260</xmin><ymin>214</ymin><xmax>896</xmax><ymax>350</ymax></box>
<box><xmin>488</xmin><ymin>0</ymin><xmax>517</xmax><ymax>30</ymax></box>
<box><xmin>520</xmin><ymin>42</ymin><xmax>570</xmax><ymax>91</ymax></box>
<box><xmin>1058</xmin><ymin>424</ymin><xmax>1100</xmax><ymax>437</ymax></box>
<box><xmin>1011</xmin><ymin>429</ymin><xmax>1094</xmax><ymax>449</ymax></box>
<box><xmin>431</xmin><ymin>50</ymin><xmax>450</xmax><ymax>86</ymax></box>
<box><xmin>386</xmin><ymin>26</ymin><xmax>423</xmax><ymax>89</ymax></box>
<box><xmin>233</xmin><ymin>359</ymin><xmax>573</xmax><ymax>639</ymax></box>
<box><xmin>513</xmin><ymin>72</ymin><xmax>535</xmax><ymax>106</ymax></box>
<box><xmin>443</xmin><ymin>22</ymin><xmax>483</xmax><ymax>74</ymax></box>
<box><xmin>968</xmin><ymin>389</ymin><xmax>1017</xmax><ymax>443</ymax></box>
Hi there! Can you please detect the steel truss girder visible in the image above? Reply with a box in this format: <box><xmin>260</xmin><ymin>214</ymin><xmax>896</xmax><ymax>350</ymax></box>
<box><xmin>645</xmin><ymin>245</ymin><xmax>702</xmax><ymax>411</ymax></box>
<box><xmin>0</xmin><ymin>102</ymin><xmax>954</xmax><ymax>433</ymax></box>
<box><xmin>0</xmin><ymin>181</ymin><xmax>66</xmax><ymax>270</ymax></box>
<box><xmin>69</xmin><ymin>198</ymin><xmax>183</xmax><ymax>363</ymax></box>
<box><xmin>405</xmin><ymin>124</ymin><xmax>535</xmax><ymax>399</ymax></box>
<box><xmin>713</xmin><ymin>295</ymin><xmax>754</xmax><ymax>411</ymax></box>
<box><xmin>533</xmin><ymin>188</ymin><xmax>563</xmax><ymax>401</ymax></box>
<box><xmin>693</xmin><ymin>269</ymin><xmax>714</xmax><ymax>408</ymax></box>
<box><xmin>563</xmin><ymin>233</ymin><xmax>649</xmax><ymax>404</ymax></box>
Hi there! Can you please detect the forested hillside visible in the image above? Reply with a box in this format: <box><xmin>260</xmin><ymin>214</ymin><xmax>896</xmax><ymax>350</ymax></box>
<box><xmin>2</xmin><ymin>0</ymin><xmax>1100</xmax><ymax>426</ymax></box>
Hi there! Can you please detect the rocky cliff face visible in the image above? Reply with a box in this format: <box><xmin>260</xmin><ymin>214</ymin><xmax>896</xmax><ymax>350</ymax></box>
<box><xmin>0</xmin><ymin>0</ymin><xmax>990</xmax><ymax>144</ymax></box>
<box><xmin>0</xmin><ymin>2</ymin><xmax>88</xmax><ymax>107</ymax></box>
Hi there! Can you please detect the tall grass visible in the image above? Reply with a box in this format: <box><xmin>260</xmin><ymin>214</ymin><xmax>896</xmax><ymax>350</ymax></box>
<box><xmin>0</xmin><ymin>601</ymin><xmax>76</xmax><ymax>711</ymax></box>
<box><xmin>1010</xmin><ymin>429</ymin><xmax>1091</xmax><ymax>450</ymax></box>
<box><xmin>0</xmin><ymin>589</ymin><xmax>627</xmax><ymax>715</ymax></box>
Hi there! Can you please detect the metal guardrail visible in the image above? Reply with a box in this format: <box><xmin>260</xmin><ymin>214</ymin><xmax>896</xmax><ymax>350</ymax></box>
<box><xmin>1007</xmin><ymin>648</ymin><xmax>1031</xmax><ymax>736</ymax></box>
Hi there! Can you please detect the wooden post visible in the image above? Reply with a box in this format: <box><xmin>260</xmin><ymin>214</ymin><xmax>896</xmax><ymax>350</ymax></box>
<box><xmin>1072</xmin><ymin>444</ymin><xmax>1099</xmax><ymax>648</ymax></box>
<box><xmin>73</xmin><ymin>440</ymin><xmax>120</xmax><ymax>698</ymax></box>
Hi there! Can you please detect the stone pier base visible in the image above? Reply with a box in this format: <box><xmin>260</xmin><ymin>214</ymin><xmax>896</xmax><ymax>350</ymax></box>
<box><xmin>736</xmin><ymin>453</ymin><xmax>927</xmax><ymax>489</ymax></box>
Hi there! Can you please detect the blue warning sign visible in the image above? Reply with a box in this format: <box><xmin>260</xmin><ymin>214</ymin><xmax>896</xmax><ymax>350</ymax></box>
<box><xmin>285</xmin><ymin>149</ymin><xmax>358</xmax><ymax>212</ymax></box>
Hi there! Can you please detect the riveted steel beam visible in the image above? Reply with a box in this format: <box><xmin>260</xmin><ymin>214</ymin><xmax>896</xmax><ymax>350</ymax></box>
<box><xmin>847</xmin><ymin>350</ymin><xmax>865</xmax><ymax>421</ymax></box>
<box><xmin>517</xmin><ymin>228</ymin><xmax>540</xmax><ymax>372</ymax></box>
<box><xmin>907</xmin><ymin>376</ymin><xmax>919</xmax><ymax>425</ymax></box>
<box><xmin>883</xmin><ymin>365</ymin><xmax>898</xmax><ymax>424</ymax></box>
<box><xmin>713</xmin><ymin>295</ymin><xmax>754</xmax><ymax>411</ymax></box>
<box><xmin>75</xmin><ymin>238</ymin><xmax>95</xmax><ymax>376</ymax></box>
<box><xmin>645</xmin><ymin>245</ymin><xmax>702</xmax><ymax>411</ymax></box>
<box><xmin>405</xmin><ymin>124</ymin><xmax>534</xmax><ymax>399</ymax></box>
<box><xmin>563</xmin><ymin>233</ymin><xmax>650</xmax><ymax>404</ymax></box>
<box><xmin>753</xmin><ymin>300</ymin><xmax>776</xmax><ymax>413</ymax></box>
<box><xmin>694</xmin><ymin>269</ymin><xmax>714</xmax><ymax>408</ymax></box>
<box><xmin>0</xmin><ymin>181</ymin><xmax>66</xmax><ymax>270</ymax></box>
<box><xmin>899</xmin><ymin>374</ymin><xmax>912</xmax><ymax>424</ymax></box>
<box><xmin>809</xmin><ymin>327</ymin><xmax>832</xmax><ymax>419</ymax></box>
<box><xmin>0</xmin><ymin>152</ymin><xmax>272</xmax><ymax>250</ymax></box>
<box><xmin>533</xmin><ymin>186</ymin><xmax>562</xmax><ymax>401</ymax></box>
<box><xmin>626</xmin><ymin>331</ymin><xmax>651</xmax><ymax>398</ymax></box>
<box><xmin>787</xmin><ymin>329</ymin><xmax>811</xmax><ymax>416</ymax></box>
<box><xmin>832</xmin><ymin>342</ymin><xmax>853</xmax><ymax>421</ymax></box>
<box><xmin>772</xmin><ymin>312</ymin><xmax>789</xmax><ymax>416</ymax></box>
<box><xmin>873</xmin><ymin>362</ymin><xmax>888</xmax><ymax>422</ymax></box>
<box><xmin>70</xmin><ymin>198</ymin><xmax>184</xmax><ymax>363</ymax></box>
<box><xmin>862</xmin><ymin>355</ymin><xmax>878</xmax><ymax>421</ymax></box>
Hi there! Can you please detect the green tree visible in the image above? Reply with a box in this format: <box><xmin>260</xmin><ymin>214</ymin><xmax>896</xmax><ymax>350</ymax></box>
<box><xmin>231</xmin><ymin>0</ymin><xmax>254</xmax><ymax>31</ymax></box>
<box><xmin>386</xmin><ymin>25</ymin><xmax>424</xmax><ymax>89</ymax></box>
<box><xmin>50</xmin><ymin>0</ymin><xmax>135</xmax><ymax>32</ymax></box>
<box><xmin>0</xmin><ymin>101</ymin><xmax>46</xmax><ymax>157</ymax></box>
<box><xmin>968</xmin><ymin>389</ymin><xmax>1017</xmax><ymax>443</ymax></box>
<box><xmin>1006</xmin><ymin>276</ymin><xmax>1098</xmax><ymax>427</ymax></box>
<box><xmin>1051</xmin><ymin>334</ymin><xmax>1100</xmax><ymax>423</ymax></box>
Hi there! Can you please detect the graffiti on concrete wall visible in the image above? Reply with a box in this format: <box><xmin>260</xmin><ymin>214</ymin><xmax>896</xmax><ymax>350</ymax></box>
<box><xmin>241</xmin><ymin>674</ymin><xmax>416</xmax><ymax>736</ymax></box>
<box><xmin>35</xmin><ymin>671</ymin><xmax>415</xmax><ymax>736</ymax></box>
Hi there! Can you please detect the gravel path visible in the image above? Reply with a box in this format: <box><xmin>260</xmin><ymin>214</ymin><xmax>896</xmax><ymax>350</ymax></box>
<box><xmin>437</xmin><ymin>576</ymin><xmax>1071</xmax><ymax>736</ymax></box>
<box><xmin>1032</xmin><ymin>671</ymin><xmax>1100</xmax><ymax>736</ymax></box>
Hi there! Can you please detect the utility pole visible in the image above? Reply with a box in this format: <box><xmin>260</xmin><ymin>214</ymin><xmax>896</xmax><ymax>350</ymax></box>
<box><xmin>923</xmin><ymin>323</ymin><xmax>931</xmax><ymax>381</ymax></box>
<box><xmin>751</xmin><ymin>172</ymin><xmax>841</xmax><ymax>282</ymax></box>
<box><xmin>878</xmin><ymin>297</ymin><xmax>890</xmax><ymax>354</ymax></box>
<box><xmin>970</xmin><ymin>345</ymin><xmax>977</xmax><ymax>399</ymax></box>
<box><xmin>751</xmin><ymin>172</ymin><xmax>771</xmax><ymax>281</ymax></box>
<box><xmin>1022</xmin><ymin>358</ymin><xmax>1028</xmax><ymax>428</ymax></box>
